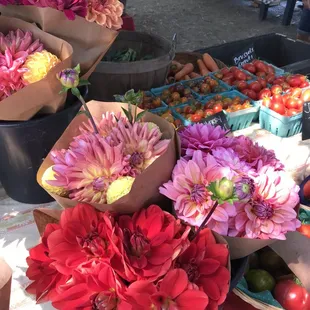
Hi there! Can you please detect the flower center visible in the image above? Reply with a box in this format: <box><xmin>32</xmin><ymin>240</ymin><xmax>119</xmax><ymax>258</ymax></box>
<box><xmin>92</xmin><ymin>177</ymin><xmax>106</xmax><ymax>191</ymax></box>
<box><xmin>92</xmin><ymin>291</ymin><xmax>118</xmax><ymax>310</ymax></box>
<box><xmin>190</xmin><ymin>184</ymin><xmax>207</xmax><ymax>204</ymax></box>
<box><xmin>252</xmin><ymin>200</ymin><xmax>274</xmax><ymax>219</ymax></box>
<box><xmin>123</xmin><ymin>229</ymin><xmax>150</xmax><ymax>257</ymax></box>
<box><xmin>77</xmin><ymin>230</ymin><xmax>107</xmax><ymax>257</ymax></box>
<box><xmin>235</xmin><ymin>176</ymin><xmax>255</xmax><ymax>201</ymax></box>
<box><xmin>129</xmin><ymin>152</ymin><xmax>144</xmax><ymax>168</ymax></box>
<box><xmin>181</xmin><ymin>259</ymin><xmax>200</xmax><ymax>282</ymax></box>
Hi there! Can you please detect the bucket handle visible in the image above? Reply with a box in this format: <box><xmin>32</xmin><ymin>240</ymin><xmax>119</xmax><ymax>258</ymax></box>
<box><xmin>169</xmin><ymin>33</ymin><xmax>177</xmax><ymax>60</ymax></box>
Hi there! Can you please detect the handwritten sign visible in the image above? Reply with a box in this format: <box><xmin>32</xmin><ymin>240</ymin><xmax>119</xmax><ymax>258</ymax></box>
<box><xmin>202</xmin><ymin>111</ymin><xmax>230</xmax><ymax>131</ymax></box>
<box><xmin>233</xmin><ymin>44</ymin><xmax>256</xmax><ymax>66</ymax></box>
<box><xmin>302</xmin><ymin>101</ymin><xmax>310</xmax><ymax>140</ymax></box>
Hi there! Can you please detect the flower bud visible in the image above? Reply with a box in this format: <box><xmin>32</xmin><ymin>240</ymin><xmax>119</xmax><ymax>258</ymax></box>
<box><xmin>235</xmin><ymin>176</ymin><xmax>255</xmax><ymax>201</ymax></box>
<box><xmin>212</xmin><ymin>177</ymin><xmax>234</xmax><ymax>201</ymax></box>
<box><xmin>57</xmin><ymin>68</ymin><xmax>79</xmax><ymax>88</ymax></box>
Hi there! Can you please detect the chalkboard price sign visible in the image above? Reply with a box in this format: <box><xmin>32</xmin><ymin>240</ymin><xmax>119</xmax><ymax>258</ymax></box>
<box><xmin>302</xmin><ymin>101</ymin><xmax>310</xmax><ymax>140</ymax></box>
<box><xmin>233</xmin><ymin>44</ymin><xmax>256</xmax><ymax>66</ymax></box>
<box><xmin>202</xmin><ymin>111</ymin><xmax>230</xmax><ymax>131</ymax></box>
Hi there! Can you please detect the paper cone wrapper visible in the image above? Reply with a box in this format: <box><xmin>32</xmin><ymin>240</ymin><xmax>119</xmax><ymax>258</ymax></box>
<box><xmin>37</xmin><ymin>101</ymin><xmax>178</xmax><ymax>213</ymax></box>
<box><xmin>0</xmin><ymin>16</ymin><xmax>73</xmax><ymax>121</ymax></box>
<box><xmin>223</xmin><ymin>236</ymin><xmax>275</xmax><ymax>260</ymax></box>
<box><xmin>1</xmin><ymin>6</ymin><xmax>118</xmax><ymax>78</ymax></box>
<box><xmin>0</xmin><ymin>259</ymin><xmax>12</xmax><ymax>310</ymax></box>
<box><xmin>33</xmin><ymin>208</ymin><xmax>62</xmax><ymax>236</ymax></box>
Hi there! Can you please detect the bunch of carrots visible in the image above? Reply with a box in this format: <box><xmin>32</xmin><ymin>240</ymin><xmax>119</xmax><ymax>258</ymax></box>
<box><xmin>167</xmin><ymin>53</ymin><xmax>220</xmax><ymax>83</ymax></box>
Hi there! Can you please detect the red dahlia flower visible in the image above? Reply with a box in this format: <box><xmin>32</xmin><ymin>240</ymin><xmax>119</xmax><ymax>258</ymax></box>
<box><xmin>110</xmin><ymin>205</ymin><xmax>190</xmax><ymax>282</ymax></box>
<box><xmin>47</xmin><ymin>203</ymin><xmax>116</xmax><ymax>275</ymax></box>
<box><xmin>125</xmin><ymin>269</ymin><xmax>209</xmax><ymax>310</ymax></box>
<box><xmin>26</xmin><ymin>223</ymin><xmax>69</xmax><ymax>303</ymax></box>
<box><xmin>176</xmin><ymin>228</ymin><xmax>230</xmax><ymax>310</ymax></box>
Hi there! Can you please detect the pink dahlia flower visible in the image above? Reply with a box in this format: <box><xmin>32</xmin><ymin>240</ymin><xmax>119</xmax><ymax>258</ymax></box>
<box><xmin>180</xmin><ymin>124</ymin><xmax>234</xmax><ymax>159</ymax></box>
<box><xmin>86</xmin><ymin>0</ymin><xmax>124</xmax><ymax>30</ymax></box>
<box><xmin>159</xmin><ymin>151</ymin><xmax>236</xmax><ymax>235</ymax></box>
<box><xmin>230</xmin><ymin>166</ymin><xmax>300</xmax><ymax>239</ymax></box>
<box><xmin>231</xmin><ymin>136</ymin><xmax>284</xmax><ymax>172</ymax></box>
<box><xmin>50</xmin><ymin>134</ymin><xmax>129</xmax><ymax>204</ymax></box>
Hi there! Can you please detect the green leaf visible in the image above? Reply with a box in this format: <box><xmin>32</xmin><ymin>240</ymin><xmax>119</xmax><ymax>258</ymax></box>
<box><xmin>78</xmin><ymin>80</ymin><xmax>90</xmax><ymax>87</ymax></box>
<box><xmin>122</xmin><ymin>107</ymin><xmax>133</xmax><ymax>124</ymax></box>
<box><xmin>59</xmin><ymin>86</ymin><xmax>69</xmax><ymax>94</ymax></box>
<box><xmin>135</xmin><ymin>111</ymin><xmax>146</xmax><ymax>122</ymax></box>
<box><xmin>74</xmin><ymin>64</ymin><xmax>81</xmax><ymax>74</ymax></box>
<box><xmin>114</xmin><ymin>94</ymin><xmax>125</xmax><ymax>102</ymax></box>
<box><xmin>71</xmin><ymin>87</ymin><xmax>81</xmax><ymax>98</ymax></box>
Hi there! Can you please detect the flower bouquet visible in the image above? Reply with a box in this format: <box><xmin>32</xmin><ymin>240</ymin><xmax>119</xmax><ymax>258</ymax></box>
<box><xmin>160</xmin><ymin>123</ymin><xmax>301</xmax><ymax>259</ymax></box>
<box><xmin>27</xmin><ymin>203</ymin><xmax>231</xmax><ymax>310</ymax></box>
<box><xmin>0</xmin><ymin>1</ymin><xmax>120</xmax><ymax>78</ymax></box>
<box><xmin>0</xmin><ymin>15</ymin><xmax>73</xmax><ymax>120</ymax></box>
<box><xmin>37</xmin><ymin>99</ymin><xmax>178</xmax><ymax>213</ymax></box>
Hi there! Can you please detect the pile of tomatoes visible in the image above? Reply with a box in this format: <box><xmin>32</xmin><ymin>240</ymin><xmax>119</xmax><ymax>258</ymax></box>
<box><xmin>271</xmin><ymin>74</ymin><xmax>310</xmax><ymax>90</ymax></box>
<box><xmin>186</xmin><ymin>76</ymin><xmax>227</xmax><ymax>95</ymax></box>
<box><xmin>236</xmin><ymin>79</ymin><xmax>267</xmax><ymax>101</ymax></box>
<box><xmin>242</xmin><ymin>60</ymin><xmax>277</xmax><ymax>82</ymax></box>
<box><xmin>213</xmin><ymin>66</ymin><xmax>253</xmax><ymax>86</ymax></box>
<box><xmin>156</xmin><ymin>109</ymin><xmax>182</xmax><ymax>128</ymax></box>
<box><xmin>261</xmin><ymin>88</ymin><xmax>310</xmax><ymax>117</ymax></box>
<box><xmin>160</xmin><ymin>84</ymin><xmax>194</xmax><ymax>107</ymax></box>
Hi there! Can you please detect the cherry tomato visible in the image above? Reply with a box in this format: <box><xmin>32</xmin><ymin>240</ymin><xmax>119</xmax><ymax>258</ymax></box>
<box><xmin>256</xmin><ymin>71</ymin><xmax>266</xmax><ymax>79</ymax></box>
<box><xmin>281</xmin><ymin>82</ymin><xmax>291</xmax><ymax>91</ymax></box>
<box><xmin>287</xmin><ymin>76</ymin><xmax>302</xmax><ymax>87</ymax></box>
<box><xmin>286</xmin><ymin>109</ymin><xmax>300</xmax><ymax>117</ymax></box>
<box><xmin>270</xmin><ymin>102</ymin><xmax>285</xmax><ymax>115</ymax></box>
<box><xmin>266</xmin><ymin>74</ymin><xmax>276</xmax><ymax>84</ymax></box>
<box><xmin>282</xmin><ymin>94</ymin><xmax>290</xmax><ymax>105</ymax></box>
<box><xmin>274</xmin><ymin>279</ymin><xmax>310</xmax><ymax>310</ymax></box>
<box><xmin>258</xmin><ymin>88</ymin><xmax>271</xmax><ymax>100</ymax></box>
<box><xmin>266</xmin><ymin>65</ymin><xmax>275</xmax><ymax>75</ymax></box>
<box><xmin>242</xmin><ymin>89</ymin><xmax>257</xmax><ymax>100</ymax></box>
<box><xmin>271</xmin><ymin>93</ymin><xmax>284</xmax><ymax>105</ymax></box>
<box><xmin>242</xmin><ymin>63</ymin><xmax>256</xmax><ymax>74</ymax></box>
<box><xmin>195</xmin><ymin>109</ymin><xmax>204</xmax><ymax>117</ymax></box>
<box><xmin>236</xmin><ymin>80</ymin><xmax>248</xmax><ymax>91</ymax></box>
<box><xmin>234</xmin><ymin>70</ymin><xmax>247</xmax><ymax>81</ymax></box>
<box><xmin>290</xmin><ymin>87</ymin><xmax>302</xmax><ymax>98</ymax></box>
<box><xmin>300</xmin><ymin>81</ymin><xmax>310</xmax><ymax>88</ymax></box>
<box><xmin>271</xmin><ymin>85</ymin><xmax>283</xmax><ymax>95</ymax></box>
<box><xmin>230</xmin><ymin>66</ymin><xmax>239</xmax><ymax>73</ymax></box>
<box><xmin>248</xmin><ymin>81</ymin><xmax>262</xmax><ymax>93</ymax></box>
<box><xmin>296</xmin><ymin>98</ymin><xmax>304</xmax><ymax>110</ymax></box>
<box><xmin>213</xmin><ymin>104</ymin><xmax>223</xmax><ymax>113</ymax></box>
<box><xmin>257</xmin><ymin>78</ymin><xmax>267</xmax><ymax>88</ymax></box>
<box><xmin>220</xmin><ymin>67</ymin><xmax>230</xmax><ymax>76</ymax></box>
<box><xmin>273</xmin><ymin>77</ymin><xmax>285</xmax><ymax>85</ymax></box>
<box><xmin>204</xmin><ymin>109</ymin><xmax>214</xmax><ymax>117</ymax></box>
<box><xmin>301</xmin><ymin>89</ymin><xmax>310</xmax><ymax>103</ymax></box>
<box><xmin>190</xmin><ymin>114</ymin><xmax>202</xmax><ymax>123</ymax></box>
<box><xmin>298</xmin><ymin>224</ymin><xmax>310</xmax><ymax>238</ymax></box>
<box><xmin>285</xmin><ymin>97</ymin><xmax>298</xmax><ymax>109</ymax></box>
<box><xmin>222</xmin><ymin>76</ymin><xmax>234</xmax><ymax>85</ymax></box>
<box><xmin>254</xmin><ymin>60</ymin><xmax>268</xmax><ymax>73</ymax></box>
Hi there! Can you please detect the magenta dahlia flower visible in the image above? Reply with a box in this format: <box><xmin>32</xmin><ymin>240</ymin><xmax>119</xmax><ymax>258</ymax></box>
<box><xmin>160</xmin><ymin>150</ymin><xmax>236</xmax><ymax>235</ymax></box>
<box><xmin>229</xmin><ymin>166</ymin><xmax>300</xmax><ymax>239</ymax></box>
<box><xmin>231</xmin><ymin>136</ymin><xmax>284</xmax><ymax>172</ymax></box>
<box><xmin>180</xmin><ymin>124</ymin><xmax>234</xmax><ymax>159</ymax></box>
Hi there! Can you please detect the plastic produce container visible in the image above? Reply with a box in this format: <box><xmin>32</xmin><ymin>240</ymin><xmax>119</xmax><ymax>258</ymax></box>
<box><xmin>259</xmin><ymin>105</ymin><xmax>302</xmax><ymax>137</ymax></box>
<box><xmin>195</xmin><ymin>33</ymin><xmax>310</xmax><ymax>75</ymax></box>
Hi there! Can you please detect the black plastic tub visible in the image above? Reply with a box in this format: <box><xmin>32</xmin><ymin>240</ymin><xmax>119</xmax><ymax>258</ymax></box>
<box><xmin>196</xmin><ymin>33</ymin><xmax>310</xmax><ymax>75</ymax></box>
<box><xmin>229</xmin><ymin>256</ymin><xmax>249</xmax><ymax>292</ymax></box>
<box><xmin>0</xmin><ymin>87</ymin><xmax>87</xmax><ymax>204</ymax></box>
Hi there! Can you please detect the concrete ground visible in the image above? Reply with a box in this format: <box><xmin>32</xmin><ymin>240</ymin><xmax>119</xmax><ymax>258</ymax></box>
<box><xmin>126</xmin><ymin>0</ymin><xmax>302</xmax><ymax>51</ymax></box>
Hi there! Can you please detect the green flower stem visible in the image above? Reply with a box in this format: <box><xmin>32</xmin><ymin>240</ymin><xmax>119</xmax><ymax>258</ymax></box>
<box><xmin>191</xmin><ymin>201</ymin><xmax>219</xmax><ymax>241</ymax></box>
<box><xmin>72</xmin><ymin>87</ymin><xmax>98</xmax><ymax>134</ymax></box>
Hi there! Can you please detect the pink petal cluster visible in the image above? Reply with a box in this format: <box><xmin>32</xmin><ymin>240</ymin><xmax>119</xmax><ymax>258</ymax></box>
<box><xmin>50</xmin><ymin>113</ymin><xmax>170</xmax><ymax>204</ymax></box>
<box><xmin>160</xmin><ymin>150</ymin><xmax>236</xmax><ymax>235</ymax></box>
<box><xmin>230</xmin><ymin>166</ymin><xmax>300</xmax><ymax>239</ymax></box>
<box><xmin>86</xmin><ymin>0</ymin><xmax>124</xmax><ymax>30</ymax></box>
<box><xmin>0</xmin><ymin>29</ymin><xmax>43</xmax><ymax>101</ymax></box>
<box><xmin>161</xmin><ymin>123</ymin><xmax>300</xmax><ymax>240</ymax></box>
<box><xmin>26</xmin><ymin>203</ymin><xmax>230</xmax><ymax>310</ymax></box>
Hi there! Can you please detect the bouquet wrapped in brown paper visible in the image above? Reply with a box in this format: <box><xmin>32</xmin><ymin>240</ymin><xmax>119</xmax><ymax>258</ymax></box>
<box><xmin>37</xmin><ymin>100</ymin><xmax>178</xmax><ymax>213</ymax></box>
<box><xmin>0</xmin><ymin>16</ymin><xmax>73</xmax><ymax>121</ymax></box>
<box><xmin>0</xmin><ymin>258</ymin><xmax>12</xmax><ymax>310</ymax></box>
<box><xmin>0</xmin><ymin>6</ymin><xmax>119</xmax><ymax>78</ymax></box>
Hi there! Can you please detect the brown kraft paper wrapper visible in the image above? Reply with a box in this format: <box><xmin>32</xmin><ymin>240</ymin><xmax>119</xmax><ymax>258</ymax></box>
<box><xmin>0</xmin><ymin>6</ymin><xmax>118</xmax><ymax>78</ymax></box>
<box><xmin>0</xmin><ymin>16</ymin><xmax>73</xmax><ymax>121</ymax></box>
<box><xmin>223</xmin><ymin>236</ymin><xmax>275</xmax><ymax>260</ymax></box>
<box><xmin>0</xmin><ymin>259</ymin><xmax>12</xmax><ymax>310</ymax></box>
<box><xmin>37</xmin><ymin>101</ymin><xmax>178</xmax><ymax>213</ymax></box>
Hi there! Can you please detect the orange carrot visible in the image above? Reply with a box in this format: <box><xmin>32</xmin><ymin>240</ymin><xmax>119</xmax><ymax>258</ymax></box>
<box><xmin>197</xmin><ymin>59</ymin><xmax>209</xmax><ymax>76</ymax></box>
<box><xmin>175</xmin><ymin>63</ymin><xmax>194</xmax><ymax>80</ymax></box>
<box><xmin>189</xmin><ymin>72</ymin><xmax>201</xmax><ymax>79</ymax></box>
<box><xmin>202</xmin><ymin>53</ymin><xmax>219</xmax><ymax>72</ymax></box>
<box><xmin>171</xmin><ymin>60</ymin><xmax>184</xmax><ymax>74</ymax></box>
<box><xmin>184</xmin><ymin>75</ymin><xmax>191</xmax><ymax>80</ymax></box>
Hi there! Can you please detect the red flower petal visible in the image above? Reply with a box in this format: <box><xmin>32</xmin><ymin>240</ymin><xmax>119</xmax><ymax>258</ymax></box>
<box><xmin>160</xmin><ymin>269</ymin><xmax>188</xmax><ymax>299</ymax></box>
<box><xmin>198</xmin><ymin>258</ymin><xmax>220</xmax><ymax>275</ymax></box>
<box><xmin>29</xmin><ymin>244</ymin><xmax>49</xmax><ymax>262</ymax></box>
<box><xmin>148</xmin><ymin>244</ymin><xmax>173</xmax><ymax>265</ymax></box>
<box><xmin>200</xmin><ymin>278</ymin><xmax>221</xmax><ymax>300</ymax></box>
<box><xmin>150</xmin><ymin>232</ymin><xmax>168</xmax><ymax>247</ymax></box>
<box><xmin>176</xmin><ymin>290</ymin><xmax>209</xmax><ymax>310</ymax></box>
<box><xmin>204</xmin><ymin>244</ymin><xmax>229</xmax><ymax>267</ymax></box>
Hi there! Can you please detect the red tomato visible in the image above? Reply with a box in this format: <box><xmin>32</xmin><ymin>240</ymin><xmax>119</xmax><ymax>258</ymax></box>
<box><xmin>281</xmin><ymin>82</ymin><xmax>291</xmax><ymax>91</ymax></box>
<box><xmin>286</xmin><ymin>109</ymin><xmax>300</xmax><ymax>117</ymax></box>
<box><xmin>262</xmin><ymin>97</ymin><xmax>271</xmax><ymax>108</ymax></box>
<box><xmin>301</xmin><ymin>89</ymin><xmax>310</xmax><ymax>103</ymax></box>
<box><xmin>220</xmin><ymin>67</ymin><xmax>230</xmax><ymax>76</ymax></box>
<box><xmin>222</xmin><ymin>76</ymin><xmax>234</xmax><ymax>85</ymax></box>
<box><xmin>296</xmin><ymin>98</ymin><xmax>304</xmax><ymax>109</ymax></box>
<box><xmin>273</xmin><ymin>77</ymin><xmax>285</xmax><ymax>85</ymax></box>
<box><xmin>290</xmin><ymin>87</ymin><xmax>302</xmax><ymax>98</ymax></box>
<box><xmin>282</xmin><ymin>94</ymin><xmax>291</xmax><ymax>105</ymax></box>
<box><xmin>234</xmin><ymin>70</ymin><xmax>247</xmax><ymax>81</ymax></box>
<box><xmin>265</xmin><ymin>74</ymin><xmax>275</xmax><ymax>84</ymax></box>
<box><xmin>285</xmin><ymin>97</ymin><xmax>298</xmax><ymax>109</ymax></box>
<box><xmin>266</xmin><ymin>65</ymin><xmax>275</xmax><ymax>75</ymax></box>
<box><xmin>254</xmin><ymin>60</ymin><xmax>268</xmax><ymax>73</ymax></box>
<box><xmin>242</xmin><ymin>89</ymin><xmax>257</xmax><ymax>100</ymax></box>
<box><xmin>248</xmin><ymin>81</ymin><xmax>262</xmax><ymax>93</ymax></box>
<box><xmin>298</xmin><ymin>224</ymin><xmax>310</xmax><ymax>238</ymax></box>
<box><xmin>258</xmin><ymin>88</ymin><xmax>271</xmax><ymax>99</ymax></box>
<box><xmin>204</xmin><ymin>109</ymin><xmax>214</xmax><ymax>117</ymax></box>
<box><xmin>270</xmin><ymin>102</ymin><xmax>285</xmax><ymax>115</ymax></box>
<box><xmin>287</xmin><ymin>76</ymin><xmax>302</xmax><ymax>87</ymax></box>
<box><xmin>190</xmin><ymin>114</ymin><xmax>202</xmax><ymax>123</ymax></box>
<box><xmin>256</xmin><ymin>71</ymin><xmax>266</xmax><ymax>79</ymax></box>
<box><xmin>195</xmin><ymin>109</ymin><xmax>205</xmax><ymax>117</ymax></box>
<box><xmin>230</xmin><ymin>66</ymin><xmax>238</xmax><ymax>72</ymax></box>
<box><xmin>242</xmin><ymin>63</ymin><xmax>256</xmax><ymax>74</ymax></box>
<box><xmin>271</xmin><ymin>93</ymin><xmax>284</xmax><ymax>105</ymax></box>
<box><xmin>236</xmin><ymin>81</ymin><xmax>248</xmax><ymax>91</ymax></box>
<box><xmin>271</xmin><ymin>85</ymin><xmax>283</xmax><ymax>95</ymax></box>
<box><xmin>274</xmin><ymin>279</ymin><xmax>310</xmax><ymax>310</ymax></box>
<box><xmin>300</xmin><ymin>81</ymin><xmax>310</xmax><ymax>88</ymax></box>
<box><xmin>257</xmin><ymin>78</ymin><xmax>267</xmax><ymax>88</ymax></box>
<box><xmin>213</xmin><ymin>104</ymin><xmax>223</xmax><ymax>113</ymax></box>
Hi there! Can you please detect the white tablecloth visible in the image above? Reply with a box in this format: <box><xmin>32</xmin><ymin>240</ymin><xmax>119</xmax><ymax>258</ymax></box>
<box><xmin>1</xmin><ymin>125</ymin><xmax>310</xmax><ymax>309</ymax></box>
